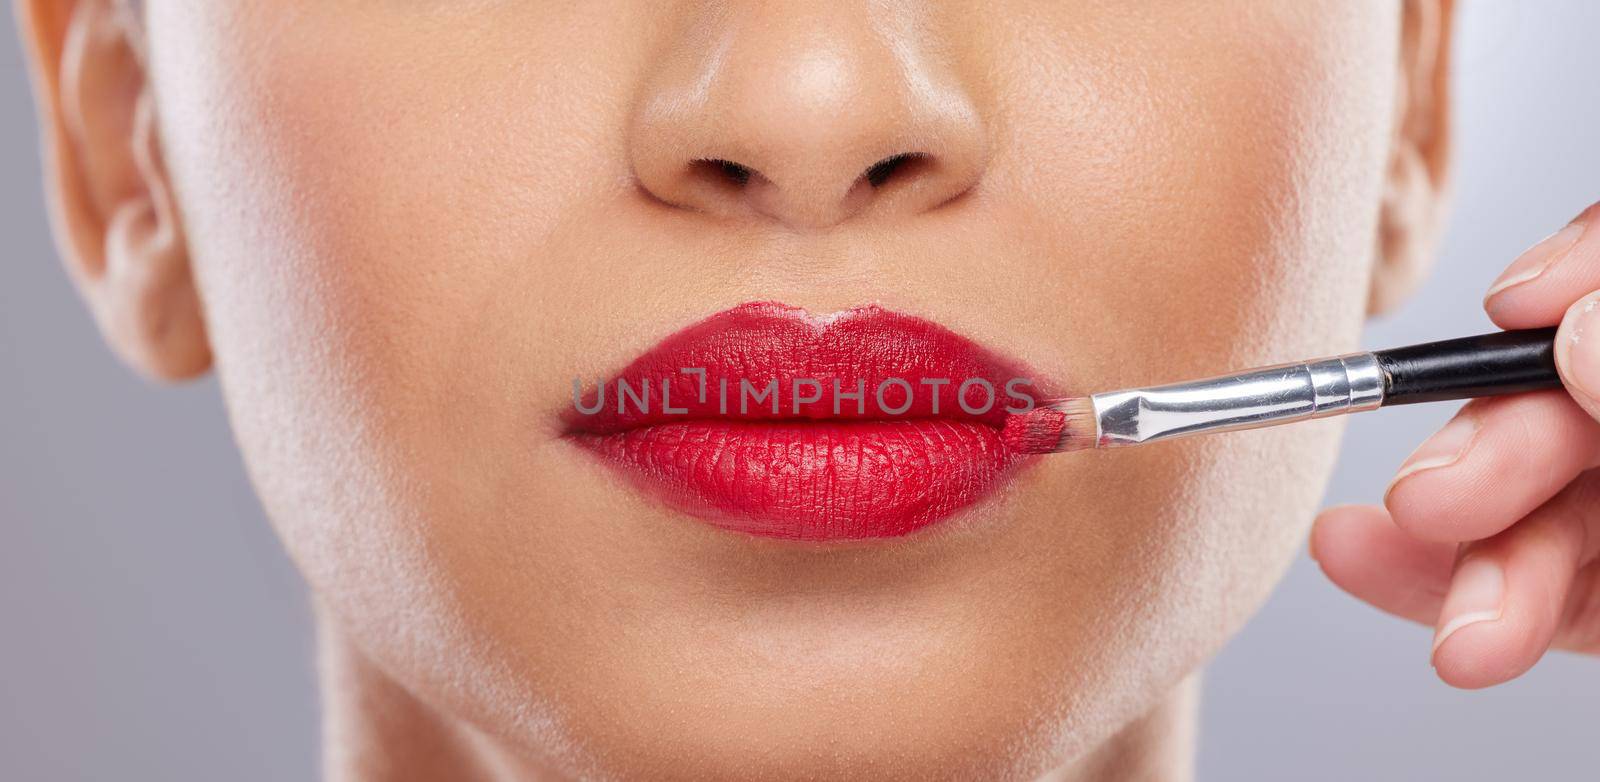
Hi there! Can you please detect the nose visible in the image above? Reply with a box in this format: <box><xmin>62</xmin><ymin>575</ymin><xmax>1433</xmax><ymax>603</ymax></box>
<box><xmin>628</xmin><ymin>4</ymin><xmax>989</xmax><ymax>230</ymax></box>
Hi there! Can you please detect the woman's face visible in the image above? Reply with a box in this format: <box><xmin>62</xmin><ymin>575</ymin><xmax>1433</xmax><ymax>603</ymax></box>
<box><xmin>133</xmin><ymin>0</ymin><xmax>1418</xmax><ymax>777</ymax></box>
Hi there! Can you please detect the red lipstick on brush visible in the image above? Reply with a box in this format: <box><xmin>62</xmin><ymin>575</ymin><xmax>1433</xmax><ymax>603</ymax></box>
<box><xmin>563</xmin><ymin>302</ymin><xmax>1053</xmax><ymax>541</ymax></box>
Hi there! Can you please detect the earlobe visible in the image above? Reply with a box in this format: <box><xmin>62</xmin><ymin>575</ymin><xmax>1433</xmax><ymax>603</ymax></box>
<box><xmin>19</xmin><ymin>0</ymin><xmax>211</xmax><ymax>380</ymax></box>
<box><xmin>1369</xmin><ymin>0</ymin><xmax>1454</xmax><ymax>316</ymax></box>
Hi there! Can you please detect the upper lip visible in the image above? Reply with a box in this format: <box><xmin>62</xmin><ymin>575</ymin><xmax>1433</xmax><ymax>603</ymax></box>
<box><xmin>563</xmin><ymin>300</ymin><xmax>1051</xmax><ymax>434</ymax></box>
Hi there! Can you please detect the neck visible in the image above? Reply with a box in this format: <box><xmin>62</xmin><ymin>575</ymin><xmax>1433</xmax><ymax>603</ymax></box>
<box><xmin>318</xmin><ymin>617</ymin><xmax>1199</xmax><ymax>782</ymax></box>
<box><xmin>317</xmin><ymin>616</ymin><xmax>552</xmax><ymax>782</ymax></box>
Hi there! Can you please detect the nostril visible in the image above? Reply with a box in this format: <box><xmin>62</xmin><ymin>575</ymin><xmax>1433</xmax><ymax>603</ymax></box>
<box><xmin>692</xmin><ymin>158</ymin><xmax>755</xmax><ymax>187</ymax></box>
<box><xmin>863</xmin><ymin>153</ymin><xmax>928</xmax><ymax>188</ymax></box>
<box><xmin>663</xmin><ymin>150</ymin><xmax>953</xmax><ymax>225</ymax></box>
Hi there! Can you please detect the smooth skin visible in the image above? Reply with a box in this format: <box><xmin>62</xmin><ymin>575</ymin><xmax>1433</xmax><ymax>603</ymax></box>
<box><xmin>19</xmin><ymin>0</ymin><xmax>1459</xmax><ymax>779</ymax></box>
<box><xmin>1315</xmin><ymin>202</ymin><xmax>1600</xmax><ymax>689</ymax></box>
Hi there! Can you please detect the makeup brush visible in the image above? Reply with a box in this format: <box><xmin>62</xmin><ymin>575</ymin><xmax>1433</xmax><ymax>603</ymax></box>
<box><xmin>1003</xmin><ymin>327</ymin><xmax>1561</xmax><ymax>454</ymax></box>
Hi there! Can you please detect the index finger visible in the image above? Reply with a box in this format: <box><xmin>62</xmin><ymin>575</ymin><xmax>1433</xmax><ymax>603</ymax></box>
<box><xmin>1483</xmin><ymin>202</ymin><xmax>1600</xmax><ymax>329</ymax></box>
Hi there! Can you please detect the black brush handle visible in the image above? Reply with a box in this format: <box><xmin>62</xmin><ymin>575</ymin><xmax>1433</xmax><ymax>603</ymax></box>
<box><xmin>1375</xmin><ymin>327</ymin><xmax>1561</xmax><ymax>406</ymax></box>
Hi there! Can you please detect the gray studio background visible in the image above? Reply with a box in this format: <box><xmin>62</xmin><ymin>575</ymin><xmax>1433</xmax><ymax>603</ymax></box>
<box><xmin>2</xmin><ymin>5</ymin><xmax>1596</xmax><ymax>780</ymax></box>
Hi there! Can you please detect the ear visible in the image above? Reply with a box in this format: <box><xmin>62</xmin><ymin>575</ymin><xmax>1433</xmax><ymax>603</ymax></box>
<box><xmin>1368</xmin><ymin>0</ymin><xmax>1455</xmax><ymax>316</ymax></box>
<box><xmin>17</xmin><ymin>0</ymin><xmax>210</xmax><ymax>380</ymax></box>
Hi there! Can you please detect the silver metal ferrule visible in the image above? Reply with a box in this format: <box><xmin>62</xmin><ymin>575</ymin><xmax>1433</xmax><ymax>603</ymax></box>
<box><xmin>1091</xmin><ymin>352</ymin><xmax>1386</xmax><ymax>448</ymax></box>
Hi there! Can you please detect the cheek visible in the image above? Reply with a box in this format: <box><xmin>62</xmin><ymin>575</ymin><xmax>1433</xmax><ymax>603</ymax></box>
<box><xmin>155</xmin><ymin>1</ymin><xmax>634</xmax><ymax>390</ymax></box>
<box><xmin>149</xmin><ymin>7</ymin><xmax>630</xmax><ymax>494</ymax></box>
<box><xmin>989</xmin><ymin>1</ymin><xmax>1398</xmax><ymax>377</ymax></box>
<box><xmin>967</xmin><ymin>0</ymin><xmax>1400</xmax><ymax>704</ymax></box>
<box><xmin>144</xmin><ymin>1</ymin><xmax>653</xmax><ymax>722</ymax></box>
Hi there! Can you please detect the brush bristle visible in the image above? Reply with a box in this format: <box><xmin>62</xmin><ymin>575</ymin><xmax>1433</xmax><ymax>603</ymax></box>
<box><xmin>1000</xmin><ymin>398</ymin><xmax>1097</xmax><ymax>454</ymax></box>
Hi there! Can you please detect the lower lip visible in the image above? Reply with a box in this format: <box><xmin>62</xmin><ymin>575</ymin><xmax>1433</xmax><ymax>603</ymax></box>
<box><xmin>572</xmin><ymin>419</ymin><xmax>1022</xmax><ymax>540</ymax></box>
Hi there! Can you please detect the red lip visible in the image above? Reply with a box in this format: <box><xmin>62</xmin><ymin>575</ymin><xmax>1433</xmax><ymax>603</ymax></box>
<box><xmin>563</xmin><ymin>302</ymin><xmax>1050</xmax><ymax>540</ymax></box>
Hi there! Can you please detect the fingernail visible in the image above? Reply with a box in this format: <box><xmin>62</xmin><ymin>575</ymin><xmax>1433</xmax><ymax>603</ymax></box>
<box><xmin>1384</xmin><ymin>412</ymin><xmax>1479</xmax><ymax>502</ymax></box>
<box><xmin>1431</xmin><ymin>556</ymin><xmax>1504</xmax><ymax>659</ymax></box>
<box><xmin>1558</xmin><ymin>290</ymin><xmax>1600</xmax><ymax>399</ymax></box>
<box><xmin>1484</xmin><ymin>220</ymin><xmax>1587</xmax><ymax>305</ymax></box>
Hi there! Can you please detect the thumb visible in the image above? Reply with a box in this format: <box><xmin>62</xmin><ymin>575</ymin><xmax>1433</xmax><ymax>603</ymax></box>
<box><xmin>1554</xmin><ymin>290</ymin><xmax>1600</xmax><ymax>422</ymax></box>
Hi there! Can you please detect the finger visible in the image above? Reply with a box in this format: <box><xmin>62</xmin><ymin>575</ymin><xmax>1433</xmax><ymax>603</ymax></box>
<box><xmin>1554</xmin><ymin>290</ymin><xmax>1600</xmax><ymax>423</ymax></box>
<box><xmin>1310</xmin><ymin>504</ymin><xmax>1455</xmax><ymax>626</ymax></box>
<box><xmin>1430</xmin><ymin>469</ymin><xmax>1600</xmax><ymax>689</ymax></box>
<box><xmin>1383</xmin><ymin>391</ymin><xmax>1600</xmax><ymax>543</ymax></box>
<box><xmin>1552</xmin><ymin>561</ymin><xmax>1600</xmax><ymax>654</ymax></box>
<box><xmin>1483</xmin><ymin>201</ymin><xmax>1600</xmax><ymax>329</ymax></box>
